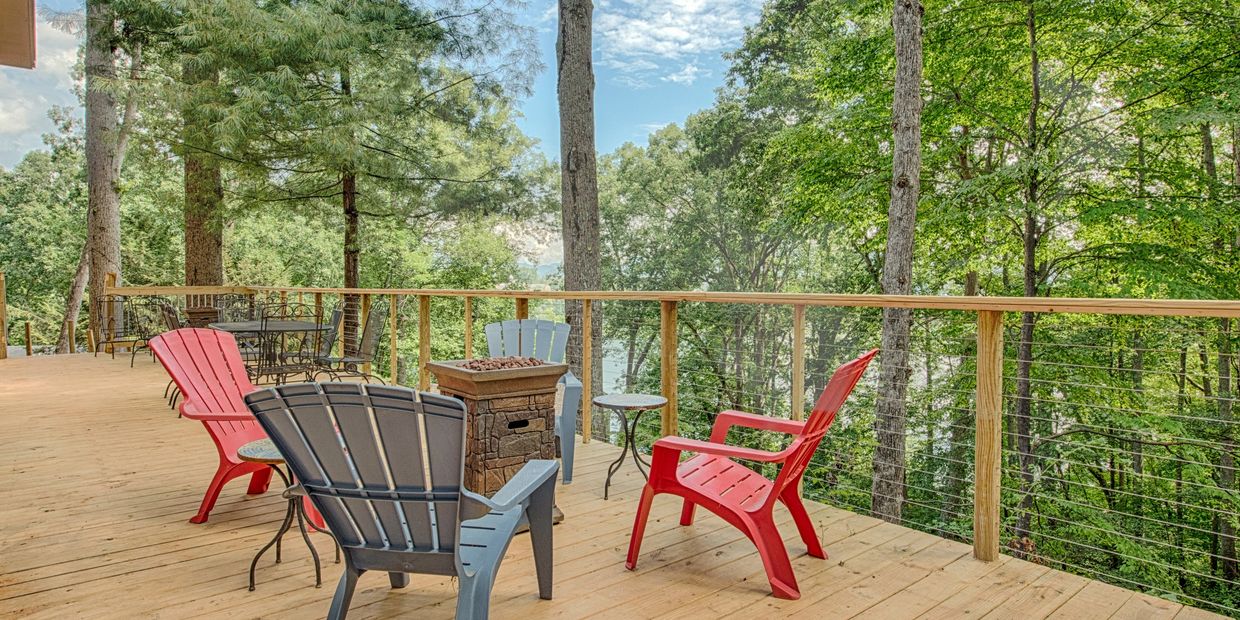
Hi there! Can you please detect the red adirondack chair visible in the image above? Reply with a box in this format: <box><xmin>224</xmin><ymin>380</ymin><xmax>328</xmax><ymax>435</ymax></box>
<box><xmin>625</xmin><ymin>348</ymin><xmax>877</xmax><ymax>600</ymax></box>
<box><xmin>150</xmin><ymin>328</ymin><xmax>272</xmax><ymax>524</ymax></box>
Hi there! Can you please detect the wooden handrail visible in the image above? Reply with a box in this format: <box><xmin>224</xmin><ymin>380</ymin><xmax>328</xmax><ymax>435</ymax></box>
<box><xmin>106</xmin><ymin>284</ymin><xmax>1240</xmax><ymax>318</ymax></box>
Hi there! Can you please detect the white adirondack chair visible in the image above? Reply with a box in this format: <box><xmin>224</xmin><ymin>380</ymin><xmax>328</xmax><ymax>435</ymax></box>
<box><xmin>484</xmin><ymin>319</ymin><xmax>582</xmax><ymax>483</ymax></box>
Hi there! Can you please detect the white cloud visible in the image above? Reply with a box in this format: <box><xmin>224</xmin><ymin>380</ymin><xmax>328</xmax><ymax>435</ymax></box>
<box><xmin>661</xmin><ymin>63</ymin><xmax>705</xmax><ymax>85</ymax></box>
<box><xmin>0</xmin><ymin>18</ymin><xmax>82</xmax><ymax>167</ymax></box>
<box><xmin>595</xmin><ymin>0</ymin><xmax>761</xmax><ymax>87</ymax></box>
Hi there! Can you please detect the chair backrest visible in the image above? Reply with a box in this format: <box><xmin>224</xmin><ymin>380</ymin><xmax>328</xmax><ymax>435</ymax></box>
<box><xmin>150</xmin><ymin>328</ymin><xmax>257</xmax><ymax>417</ymax></box>
<box><xmin>159</xmin><ymin>303</ymin><xmax>183</xmax><ymax>332</ymax></box>
<box><xmin>245</xmin><ymin>383</ymin><xmax>469</xmax><ymax>555</ymax></box>
<box><xmin>768</xmin><ymin>348</ymin><xmax>878</xmax><ymax>502</ymax></box>
<box><xmin>317</xmin><ymin>308</ymin><xmax>342</xmax><ymax>358</ymax></box>
<box><xmin>484</xmin><ymin>319</ymin><xmax>570</xmax><ymax>363</ymax></box>
<box><xmin>355</xmin><ymin>302</ymin><xmax>387</xmax><ymax>361</ymax></box>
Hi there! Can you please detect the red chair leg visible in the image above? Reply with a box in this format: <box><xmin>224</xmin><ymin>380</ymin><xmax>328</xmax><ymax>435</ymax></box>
<box><xmin>625</xmin><ymin>485</ymin><xmax>657</xmax><ymax>570</ymax></box>
<box><xmin>679</xmin><ymin>499</ymin><xmax>697</xmax><ymax>526</ymax></box>
<box><xmin>246</xmin><ymin>467</ymin><xmax>273</xmax><ymax>495</ymax></box>
<box><xmin>191</xmin><ymin>464</ymin><xmax>235</xmax><ymax>524</ymax></box>
<box><xmin>749</xmin><ymin>519</ymin><xmax>801</xmax><ymax>599</ymax></box>
<box><xmin>782</xmin><ymin>490</ymin><xmax>825</xmax><ymax>559</ymax></box>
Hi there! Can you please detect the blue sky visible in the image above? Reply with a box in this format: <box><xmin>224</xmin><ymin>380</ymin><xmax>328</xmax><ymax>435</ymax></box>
<box><xmin>1</xmin><ymin>0</ymin><xmax>763</xmax><ymax>168</ymax></box>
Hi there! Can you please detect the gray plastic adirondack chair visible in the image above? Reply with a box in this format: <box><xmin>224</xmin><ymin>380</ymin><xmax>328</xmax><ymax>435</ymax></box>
<box><xmin>484</xmin><ymin>319</ymin><xmax>582</xmax><ymax>483</ymax></box>
<box><xmin>244</xmin><ymin>382</ymin><xmax>557</xmax><ymax>620</ymax></box>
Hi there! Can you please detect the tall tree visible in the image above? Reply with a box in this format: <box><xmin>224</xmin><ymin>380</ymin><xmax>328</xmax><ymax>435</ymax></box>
<box><xmin>557</xmin><ymin>0</ymin><xmax>603</xmax><ymax>437</ymax></box>
<box><xmin>181</xmin><ymin>61</ymin><xmax>223</xmax><ymax>286</ymax></box>
<box><xmin>83</xmin><ymin>0</ymin><xmax>124</xmax><ymax>340</ymax></box>
<box><xmin>871</xmin><ymin>0</ymin><xmax>924</xmax><ymax>523</ymax></box>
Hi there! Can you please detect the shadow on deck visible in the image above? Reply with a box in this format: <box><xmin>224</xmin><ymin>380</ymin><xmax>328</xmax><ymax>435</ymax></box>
<box><xmin>0</xmin><ymin>354</ymin><xmax>1221</xmax><ymax>619</ymax></box>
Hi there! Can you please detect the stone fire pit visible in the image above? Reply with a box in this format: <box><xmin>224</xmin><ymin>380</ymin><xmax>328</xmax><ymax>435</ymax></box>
<box><xmin>427</xmin><ymin>358</ymin><xmax>567</xmax><ymax>497</ymax></box>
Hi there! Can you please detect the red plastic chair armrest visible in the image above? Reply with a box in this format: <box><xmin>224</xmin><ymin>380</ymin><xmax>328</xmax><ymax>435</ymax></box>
<box><xmin>709</xmin><ymin>410</ymin><xmax>806</xmax><ymax>443</ymax></box>
<box><xmin>179</xmin><ymin>407</ymin><xmax>255</xmax><ymax>422</ymax></box>
<box><xmin>653</xmin><ymin>436</ymin><xmax>790</xmax><ymax>463</ymax></box>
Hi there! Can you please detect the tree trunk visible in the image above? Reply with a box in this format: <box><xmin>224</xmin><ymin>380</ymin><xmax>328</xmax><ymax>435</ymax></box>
<box><xmin>340</xmin><ymin>69</ymin><xmax>361</xmax><ymax>355</ymax></box>
<box><xmin>557</xmin><ymin>0</ymin><xmax>605</xmax><ymax>439</ymax></box>
<box><xmin>343</xmin><ymin>171</ymin><xmax>360</xmax><ymax>355</ymax></box>
<box><xmin>85</xmin><ymin>0</ymin><xmax>123</xmax><ymax>340</ymax></box>
<box><xmin>870</xmin><ymin>0</ymin><xmax>923</xmax><ymax>524</ymax></box>
<box><xmin>1012</xmin><ymin>0</ymin><xmax>1042</xmax><ymax>550</ymax></box>
<box><xmin>183</xmin><ymin>64</ymin><xmax>224</xmax><ymax>286</ymax></box>
<box><xmin>57</xmin><ymin>241</ymin><xmax>90</xmax><ymax>353</ymax></box>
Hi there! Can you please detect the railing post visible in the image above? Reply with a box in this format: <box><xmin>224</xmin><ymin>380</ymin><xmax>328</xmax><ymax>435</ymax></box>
<box><xmin>791</xmin><ymin>305</ymin><xmax>806</xmax><ymax>420</ymax></box>
<box><xmin>660</xmin><ymin>300</ymin><xmax>678</xmax><ymax>436</ymax></box>
<box><xmin>389</xmin><ymin>294</ymin><xmax>398</xmax><ymax>383</ymax></box>
<box><xmin>0</xmin><ymin>272</ymin><xmax>7</xmax><ymax>360</ymax></box>
<box><xmin>418</xmin><ymin>295</ymin><xmax>431</xmax><ymax>391</ymax></box>
<box><xmin>581</xmin><ymin>298</ymin><xmax>592</xmax><ymax>444</ymax></box>
<box><xmin>102</xmin><ymin>272</ymin><xmax>118</xmax><ymax>350</ymax></box>
<box><xmin>975</xmin><ymin>310</ymin><xmax>1004</xmax><ymax>561</ymax></box>
<box><xmin>463</xmin><ymin>296</ymin><xmax>474</xmax><ymax>359</ymax></box>
<box><xmin>83</xmin><ymin>324</ymin><xmax>91</xmax><ymax>354</ymax></box>
<box><xmin>314</xmin><ymin>293</ymin><xmax>323</xmax><ymax>323</ymax></box>
<box><xmin>515</xmin><ymin>297</ymin><xmax>529</xmax><ymax>320</ymax></box>
<box><xmin>25</xmin><ymin>322</ymin><xmax>33</xmax><ymax>356</ymax></box>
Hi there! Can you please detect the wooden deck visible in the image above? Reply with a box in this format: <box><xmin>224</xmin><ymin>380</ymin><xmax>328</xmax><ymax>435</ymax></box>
<box><xmin>0</xmin><ymin>354</ymin><xmax>1223</xmax><ymax>619</ymax></box>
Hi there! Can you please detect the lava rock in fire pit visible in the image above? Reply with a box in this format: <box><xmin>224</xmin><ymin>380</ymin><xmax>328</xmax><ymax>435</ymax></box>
<box><xmin>459</xmin><ymin>356</ymin><xmax>545</xmax><ymax>371</ymax></box>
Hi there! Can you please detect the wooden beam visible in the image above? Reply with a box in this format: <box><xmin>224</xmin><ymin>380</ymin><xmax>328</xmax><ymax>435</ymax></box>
<box><xmin>974</xmin><ymin>310</ymin><xmax>1004</xmax><ymax>562</ymax></box>
<box><xmin>515</xmin><ymin>297</ymin><xmax>529</xmax><ymax>320</ymax></box>
<box><xmin>791</xmin><ymin>305</ymin><xmax>806</xmax><ymax>420</ymax></box>
<box><xmin>463</xmin><ymin>296</ymin><xmax>473</xmax><ymax>359</ymax></box>
<box><xmin>660</xmin><ymin>300</ymin><xmax>678</xmax><ymax>436</ymax></box>
<box><xmin>581</xmin><ymin>299</ymin><xmax>592</xmax><ymax>444</ymax></box>
<box><xmin>0</xmin><ymin>272</ymin><xmax>7</xmax><ymax>360</ymax></box>
<box><xmin>0</xmin><ymin>0</ymin><xmax>36</xmax><ymax>70</ymax></box>
<box><xmin>389</xmin><ymin>294</ymin><xmax>398</xmax><ymax>384</ymax></box>
<box><xmin>314</xmin><ymin>293</ymin><xmax>323</xmax><ymax>323</ymax></box>
<box><xmin>84</xmin><ymin>324</ymin><xmax>92</xmax><ymax>354</ymax></box>
<box><xmin>24</xmin><ymin>321</ymin><xmax>33</xmax><ymax>356</ymax></box>
<box><xmin>418</xmin><ymin>295</ymin><xmax>431</xmax><ymax>391</ymax></box>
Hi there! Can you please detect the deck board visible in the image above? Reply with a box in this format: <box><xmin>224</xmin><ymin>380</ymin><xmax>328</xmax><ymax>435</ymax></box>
<box><xmin>0</xmin><ymin>354</ymin><xmax>1225</xmax><ymax>619</ymax></box>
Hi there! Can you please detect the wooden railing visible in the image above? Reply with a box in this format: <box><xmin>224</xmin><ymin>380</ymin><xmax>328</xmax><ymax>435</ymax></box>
<box><xmin>84</xmin><ymin>282</ymin><xmax>1240</xmax><ymax>569</ymax></box>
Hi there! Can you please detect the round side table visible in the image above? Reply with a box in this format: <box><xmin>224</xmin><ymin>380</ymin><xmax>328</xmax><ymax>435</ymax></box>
<box><xmin>238</xmin><ymin>438</ymin><xmax>339</xmax><ymax>591</ymax></box>
<box><xmin>593</xmin><ymin>393</ymin><xmax>667</xmax><ymax>500</ymax></box>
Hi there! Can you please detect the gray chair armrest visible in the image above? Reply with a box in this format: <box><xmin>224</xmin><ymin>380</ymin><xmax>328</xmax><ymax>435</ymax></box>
<box><xmin>460</xmin><ymin>459</ymin><xmax>559</xmax><ymax>518</ymax></box>
<box><xmin>560</xmin><ymin>370</ymin><xmax>582</xmax><ymax>390</ymax></box>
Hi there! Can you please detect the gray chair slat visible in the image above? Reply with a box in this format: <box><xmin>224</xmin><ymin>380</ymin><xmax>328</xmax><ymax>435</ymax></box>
<box><xmin>501</xmin><ymin>320</ymin><xmax>520</xmax><ymax>356</ymax></box>
<box><xmin>484</xmin><ymin>322</ymin><xmax>502</xmax><ymax>358</ymax></box>
<box><xmin>288</xmin><ymin>395</ymin><xmax>357</xmax><ymax>487</ymax></box>
<box><xmin>533</xmin><ymin>320</ymin><xmax>554</xmax><ymax>360</ymax></box>
<box><xmin>372</xmin><ymin>407</ymin><xmax>428</xmax><ymax>492</ymax></box>
<box><xmin>371</xmin><ymin>501</ymin><xmax>409</xmax><ymax>549</ymax></box>
<box><xmin>320</xmin><ymin>496</ymin><xmax>363</xmax><ymax>547</ymax></box>
<box><xmin>341</xmin><ymin>497</ymin><xmax>386</xmax><ymax>548</ymax></box>
<box><xmin>399</xmin><ymin>500</ymin><xmax>436</xmax><ymax>551</ymax></box>
<box><xmin>327</xmin><ymin>393</ymin><xmax>391</xmax><ymax>491</ymax></box>
<box><xmin>246</xmin><ymin>391</ymin><xmax>328</xmax><ymax>487</ymax></box>
<box><xmin>435</xmin><ymin>501</ymin><xmax>459</xmax><ymax>550</ymax></box>
<box><xmin>424</xmin><ymin>413</ymin><xmax>464</xmax><ymax>491</ymax></box>
<box><xmin>550</xmin><ymin>322</ymin><xmax>570</xmax><ymax>363</ymax></box>
<box><xmin>518</xmin><ymin>320</ymin><xmax>536</xmax><ymax>357</ymax></box>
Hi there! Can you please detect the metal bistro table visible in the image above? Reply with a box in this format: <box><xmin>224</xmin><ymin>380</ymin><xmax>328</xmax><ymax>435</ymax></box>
<box><xmin>209</xmin><ymin>320</ymin><xmax>331</xmax><ymax>382</ymax></box>
<box><xmin>593</xmin><ymin>393</ymin><xmax>667</xmax><ymax>500</ymax></box>
<box><xmin>237</xmin><ymin>438</ymin><xmax>340</xmax><ymax>591</ymax></box>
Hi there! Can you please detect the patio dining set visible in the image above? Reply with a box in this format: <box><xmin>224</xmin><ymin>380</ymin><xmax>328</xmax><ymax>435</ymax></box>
<box><xmin>97</xmin><ymin>293</ymin><xmax>387</xmax><ymax>385</ymax></box>
<box><xmin>136</xmin><ymin>300</ymin><xmax>875</xmax><ymax>619</ymax></box>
